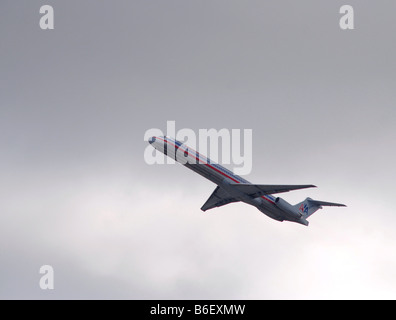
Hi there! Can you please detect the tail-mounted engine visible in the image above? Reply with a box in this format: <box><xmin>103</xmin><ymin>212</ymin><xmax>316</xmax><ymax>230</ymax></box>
<box><xmin>275</xmin><ymin>197</ymin><xmax>302</xmax><ymax>219</ymax></box>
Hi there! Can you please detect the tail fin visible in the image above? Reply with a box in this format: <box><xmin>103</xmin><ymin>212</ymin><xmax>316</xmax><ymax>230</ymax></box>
<box><xmin>294</xmin><ymin>197</ymin><xmax>346</xmax><ymax>219</ymax></box>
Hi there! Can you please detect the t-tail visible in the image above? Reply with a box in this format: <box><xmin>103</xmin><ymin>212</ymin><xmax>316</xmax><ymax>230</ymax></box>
<box><xmin>294</xmin><ymin>197</ymin><xmax>347</xmax><ymax>220</ymax></box>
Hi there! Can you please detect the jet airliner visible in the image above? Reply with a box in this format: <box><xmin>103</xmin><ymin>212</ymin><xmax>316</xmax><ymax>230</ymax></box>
<box><xmin>148</xmin><ymin>136</ymin><xmax>346</xmax><ymax>226</ymax></box>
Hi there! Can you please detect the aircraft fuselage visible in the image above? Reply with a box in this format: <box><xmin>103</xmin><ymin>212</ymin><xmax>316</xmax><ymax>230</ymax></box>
<box><xmin>149</xmin><ymin>136</ymin><xmax>309</xmax><ymax>225</ymax></box>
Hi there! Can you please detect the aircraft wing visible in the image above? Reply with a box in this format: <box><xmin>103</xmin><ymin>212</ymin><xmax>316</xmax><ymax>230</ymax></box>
<box><xmin>201</xmin><ymin>186</ymin><xmax>239</xmax><ymax>211</ymax></box>
<box><xmin>231</xmin><ymin>184</ymin><xmax>317</xmax><ymax>198</ymax></box>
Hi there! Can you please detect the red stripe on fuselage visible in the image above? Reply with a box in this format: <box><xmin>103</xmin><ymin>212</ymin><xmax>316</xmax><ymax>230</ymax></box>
<box><xmin>155</xmin><ymin>137</ymin><xmax>274</xmax><ymax>204</ymax></box>
<box><xmin>156</xmin><ymin>136</ymin><xmax>240</xmax><ymax>183</ymax></box>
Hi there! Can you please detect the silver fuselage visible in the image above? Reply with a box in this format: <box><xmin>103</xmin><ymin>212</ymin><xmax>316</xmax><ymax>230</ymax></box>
<box><xmin>149</xmin><ymin>136</ymin><xmax>308</xmax><ymax>225</ymax></box>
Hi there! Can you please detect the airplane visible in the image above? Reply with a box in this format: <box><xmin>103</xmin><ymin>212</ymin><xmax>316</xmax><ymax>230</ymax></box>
<box><xmin>148</xmin><ymin>136</ymin><xmax>346</xmax><ymax>226</ymax></box>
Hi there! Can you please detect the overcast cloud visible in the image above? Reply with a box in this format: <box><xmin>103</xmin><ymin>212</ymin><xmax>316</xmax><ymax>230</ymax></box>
<box><xmin>1</xmin><ymin>0</ymin><xmax>396</xmax><ymax>299</ymax></box>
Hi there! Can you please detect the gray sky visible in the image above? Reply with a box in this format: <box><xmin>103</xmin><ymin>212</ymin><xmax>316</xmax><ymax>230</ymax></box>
<box><xmin>1</xmin><ymin>0</ymin><xmax>396</xmax><ymax>299</ymax></box>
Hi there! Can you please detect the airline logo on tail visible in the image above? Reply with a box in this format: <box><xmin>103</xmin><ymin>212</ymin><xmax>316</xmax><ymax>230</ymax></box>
<box><xmin>299</xmin><ymin>203</ymin><xmax>309</xmax><ymax>214</ymax></box>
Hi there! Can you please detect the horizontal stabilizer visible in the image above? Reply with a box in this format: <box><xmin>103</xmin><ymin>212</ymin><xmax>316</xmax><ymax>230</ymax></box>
<box><xmin>295</xmin><ymin>197</ymin><xmax>347</xmax><ymax>219</ymax></box>
<box><xmin>307</xmin><ymin>199</ymin><xmax>347</xmax><ymax>207</ymax></box>
<box><xmin>231</xmin><ymin>184</ymin><xmax>316</xmax><ymax>198</ymax></box>
<box><xmin>201</xmin><ymin>186</ymin><xmax>239</xmax><ymax>211</ymax></box>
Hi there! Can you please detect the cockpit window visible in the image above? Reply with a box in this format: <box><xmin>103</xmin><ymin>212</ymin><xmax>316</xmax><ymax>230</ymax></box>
<box><xmin>149</xmin><ymin>137</ymin><xmax>156</xmax><ymax>144</ymax></box>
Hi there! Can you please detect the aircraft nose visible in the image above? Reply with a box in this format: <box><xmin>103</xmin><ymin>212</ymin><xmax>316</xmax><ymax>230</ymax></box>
<box><xmin>148</xmin><ymin>136</ymin><xmax>156</xmax><ymax>144</ymax></box>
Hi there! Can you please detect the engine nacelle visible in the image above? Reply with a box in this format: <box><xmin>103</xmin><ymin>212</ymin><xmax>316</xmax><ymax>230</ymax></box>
<box><xmin>275</xmin><ymin>197</ymin><xmax>302</xmax><ymax>219</ymax></box>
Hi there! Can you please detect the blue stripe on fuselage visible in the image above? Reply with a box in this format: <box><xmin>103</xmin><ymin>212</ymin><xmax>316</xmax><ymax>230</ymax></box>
<box><xmin>158</xmin><ymin>136</ymin><xmax>274</xmax><ymax>204</ymax></box>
